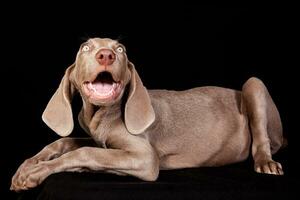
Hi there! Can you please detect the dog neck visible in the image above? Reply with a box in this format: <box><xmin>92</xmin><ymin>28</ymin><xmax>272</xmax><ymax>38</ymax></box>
<box><xmin>80</xmin><ymin>99</ymin><xmax>123</xmax><ymax>147</ymax></box>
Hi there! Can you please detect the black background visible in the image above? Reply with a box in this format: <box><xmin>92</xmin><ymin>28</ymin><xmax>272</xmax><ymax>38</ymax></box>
<box><xmin>1</xmin><ymin>4</ymin><xmax>294</xmax><ymax>199</ymax></box>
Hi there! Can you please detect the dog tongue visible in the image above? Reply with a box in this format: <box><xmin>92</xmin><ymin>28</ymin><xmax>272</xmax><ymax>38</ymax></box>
<box><xmin>93</xmin><ymin>82</ymin><xmax>113</xmax><ymax>94</ymax></box>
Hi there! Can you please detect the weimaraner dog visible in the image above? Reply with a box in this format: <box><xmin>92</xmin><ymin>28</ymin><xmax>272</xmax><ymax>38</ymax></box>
<box><xmin>11</xmin><ymin>38</ymin><xmax>285</xmax><ymax>191</ymax></box>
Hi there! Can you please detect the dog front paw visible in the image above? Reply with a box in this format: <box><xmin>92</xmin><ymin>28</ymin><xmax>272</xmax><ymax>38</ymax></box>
<box><xmin>254</xmin><ymin>159</ymin><xmax>284</xmax><ymax>175</ymax></box>
<box><xmin>11</xmin><ymin>160</ymin><xmax>50</xmax><ymax>191</ymax></box>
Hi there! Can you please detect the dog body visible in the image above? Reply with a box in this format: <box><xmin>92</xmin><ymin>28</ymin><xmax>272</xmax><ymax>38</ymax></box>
<box><xmin>147</xmin><ymin>87</ymin><xmax>251</xmax><ymax>169</ymax></box>
<box><xmin>11</xmin><ymin>38</ymin><xmax>284</xmax><ymax>191</ymax></box>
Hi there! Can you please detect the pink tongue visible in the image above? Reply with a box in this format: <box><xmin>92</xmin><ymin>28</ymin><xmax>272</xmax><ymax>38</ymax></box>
<box><xmin>93</xmin><ymin>82</ymin><xmax>113</xmax><ymax>94</ymax></box>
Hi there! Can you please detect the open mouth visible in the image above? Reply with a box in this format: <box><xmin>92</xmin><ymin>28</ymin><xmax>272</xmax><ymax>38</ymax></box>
<box><xmin>83</xmin><ymin>71</ymin><xmax>122</xmax><ymax>102</ymax></box>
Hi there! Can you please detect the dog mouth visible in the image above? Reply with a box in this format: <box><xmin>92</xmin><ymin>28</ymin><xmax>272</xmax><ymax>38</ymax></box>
<box><xmin>83</xmin><ymin>71</ymin><xmax>122</xmax><ymax>102</ymax></box>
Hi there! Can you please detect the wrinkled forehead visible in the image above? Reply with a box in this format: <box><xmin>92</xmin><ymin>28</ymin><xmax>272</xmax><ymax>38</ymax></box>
<box><xmin>87</xmin><ymin>38</ymin><xmax>119</xmax><ymax>48</ymax></box>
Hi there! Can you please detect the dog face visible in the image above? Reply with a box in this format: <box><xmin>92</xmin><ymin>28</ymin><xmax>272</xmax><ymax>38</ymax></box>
<box><xmin>72</xmin><ymin>38</ymin><xmax>131</xmax><ymax>106</ymax></box>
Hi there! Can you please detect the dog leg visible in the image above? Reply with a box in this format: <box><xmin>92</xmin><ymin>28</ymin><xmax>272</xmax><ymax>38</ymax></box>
<box><xmin>242</xmin><ymin>77</ymin><xmax>284</xmax><ymax>175</ymax></box>
<box><xmin>11</xmin><ymin>137</ymin><xmax>95</xmax><ymax>191</ymax></box>
<box><xmin>11</xmin><ymin>146</ymin><xmax>159</xmax><ymax>191</ymax></box>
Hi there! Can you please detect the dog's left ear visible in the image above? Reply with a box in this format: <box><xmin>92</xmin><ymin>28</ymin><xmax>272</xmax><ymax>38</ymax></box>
<box><xmin>125</xmin><ymin>62</ymin><xmax>155</xmax><ymax>135</ymax></box>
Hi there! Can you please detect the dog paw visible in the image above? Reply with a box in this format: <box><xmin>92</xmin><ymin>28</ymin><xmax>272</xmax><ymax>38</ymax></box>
<box><xmin>11</xmin><ymin>160</ymin><xmax>50</xmax><ymax>191</ymax></box>
<box><xmin>254</xmin><ymin>159</ymin><xmax>284</xmax><ymax>175</ymax></box>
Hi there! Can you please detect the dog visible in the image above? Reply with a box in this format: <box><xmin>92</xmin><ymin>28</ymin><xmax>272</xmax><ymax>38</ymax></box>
<box><xmin>11</xmin><ymin>38</ymin><xmax>285</xmax><ymax>191</ymax></box>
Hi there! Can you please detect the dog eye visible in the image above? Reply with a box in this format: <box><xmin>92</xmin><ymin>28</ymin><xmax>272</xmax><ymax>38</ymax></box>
<box><xmin>116</xmin><ymin>46</ymin><xmax>124</xmax><ymax>53</ymax></box>
<box><xmin>82</xmin><ymin>45</ymin><xmax>90</xmax><ymax>52</ymax></box>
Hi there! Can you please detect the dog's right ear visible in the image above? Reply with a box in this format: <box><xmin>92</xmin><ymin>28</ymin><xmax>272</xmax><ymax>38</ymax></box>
<box><xmin>42</xmin><ymin>63</ymin><xmax>76</xmax><ymax>137</ymax></box>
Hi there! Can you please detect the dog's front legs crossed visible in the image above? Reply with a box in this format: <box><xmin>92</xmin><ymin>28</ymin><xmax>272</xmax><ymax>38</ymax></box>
<box><xmin>11</xmin><ymin>132</ymin><xmax>159</xmax><ymax>191</ymax></box>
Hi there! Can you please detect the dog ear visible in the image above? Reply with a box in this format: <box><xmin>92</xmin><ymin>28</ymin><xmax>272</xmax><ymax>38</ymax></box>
<box><xmin>125</xmin><ymin>62</ymin><xmax>155</xmax><ymax>135</ymax></box>
<box><xmin>42</xmin><ymin>63</ymin><xmax>76</xmax><ymax>137</ymax></box>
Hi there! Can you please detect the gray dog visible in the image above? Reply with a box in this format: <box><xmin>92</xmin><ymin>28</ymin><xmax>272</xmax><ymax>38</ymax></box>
<box><xmin>11</xmin><ymin>38</ymin><xmax>285</xmax><ymax>191</ymax></box>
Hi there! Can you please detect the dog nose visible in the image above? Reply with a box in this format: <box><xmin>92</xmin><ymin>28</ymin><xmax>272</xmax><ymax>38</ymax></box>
<box><xmin>96</xmin><ymin>49</ymin><xmax>116</xmax><ymax>66</ymax></box>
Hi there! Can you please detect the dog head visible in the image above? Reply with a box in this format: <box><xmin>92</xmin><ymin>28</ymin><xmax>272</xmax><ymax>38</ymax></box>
<box><xmin>42</xmin><ymin>38</ymin><xmax>155</xmax><ymax>136</ymax></box>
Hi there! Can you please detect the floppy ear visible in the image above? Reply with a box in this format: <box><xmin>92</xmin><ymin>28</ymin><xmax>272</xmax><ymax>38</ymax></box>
<box><xmin>125</xmin><ymin>62</ymin><xmax>155</xmax><ymax>135</ymax></box>
<box><xmin>42</xmin><ymin>64</ymin><xmax>76</xmax><ymax>137</ymax></box>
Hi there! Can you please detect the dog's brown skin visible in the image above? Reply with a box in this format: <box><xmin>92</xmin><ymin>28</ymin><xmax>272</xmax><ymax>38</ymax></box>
<box><xmin>11</xmin><ymin>38</ymin><xmax>284</xmax><ymax>192</ymax></box>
